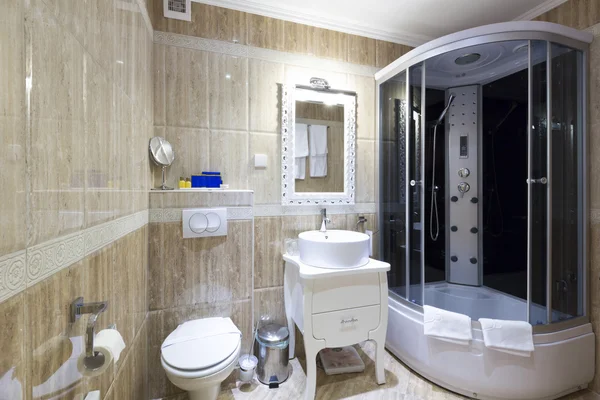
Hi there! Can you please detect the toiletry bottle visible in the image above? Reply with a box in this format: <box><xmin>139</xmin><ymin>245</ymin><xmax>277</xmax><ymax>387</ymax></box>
<box><xmin>179</xmin><ymin>177</ymin><xmax>185</xmax><ymax>189</ymax></box>
<box><xmin>185</xmin><ymin>178</ymin><xmax>191</xmax><ymax>188</ymax></box>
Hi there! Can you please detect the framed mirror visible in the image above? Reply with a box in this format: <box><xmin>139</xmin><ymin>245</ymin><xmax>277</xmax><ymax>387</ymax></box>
<box><xmin>281</xmin><ymin>82</ymin><xmax>357</xmax><ymax>205</ymax></box>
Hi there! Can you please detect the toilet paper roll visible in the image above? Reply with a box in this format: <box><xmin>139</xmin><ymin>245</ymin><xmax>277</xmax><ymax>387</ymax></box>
<box><xmin>77</xmin><ymin>329</ymin><xmax>126</xmax><ymax>377</ymax></box>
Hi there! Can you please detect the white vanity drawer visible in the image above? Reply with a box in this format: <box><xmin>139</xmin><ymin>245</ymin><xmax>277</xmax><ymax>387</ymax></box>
<box><xmin>312</xmin><ymin>305</ymin><xmax>380</xmax><ymax>347</ymax></box>
<box><xmin>311</xmin><ymin>272</ymin><xmax>381</xmax><ymax>313</ymax></box>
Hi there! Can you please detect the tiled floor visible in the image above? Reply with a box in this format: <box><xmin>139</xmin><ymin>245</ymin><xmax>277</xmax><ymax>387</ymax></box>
<box><xmin>214</xmin><ymin>341</ymin><xmax>599</xmax><ymax>400</ymax></box>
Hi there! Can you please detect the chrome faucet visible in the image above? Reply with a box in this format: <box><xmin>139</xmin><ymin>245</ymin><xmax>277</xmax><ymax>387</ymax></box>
<box><xmin>320</xmin><ymin>208</ymin><xmax>331</xmax><ymax>233</ymax></box>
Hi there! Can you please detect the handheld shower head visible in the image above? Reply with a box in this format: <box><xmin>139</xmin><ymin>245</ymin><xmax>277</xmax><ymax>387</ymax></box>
<box><xmin>435</xmin><ymin>93</ymin><xmax>456</xmax><ymax>126</ymax></box>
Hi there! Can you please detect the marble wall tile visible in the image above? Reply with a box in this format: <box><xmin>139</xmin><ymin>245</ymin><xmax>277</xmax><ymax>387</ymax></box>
<box><xmin>312</xmin><ymin>27</ymin><xmax>348</xmax><ymax>62</ymax></box>
<box><xmin>114</xmin><ymin>0</ymin><xmax>136</xmax><ymax>99</ymax></box>
<box><xmin>376</xmin><ymin>40</ymin><xmax>413</xmax><ymax>68</ymax></box>
<box><xmin>248</xmin><ymin>59</ymin><xmax>284</xmax><ymax>133</ymax></box>
<box><xmin>356</xmin><ymin>139</ymin><xmax>376</xmax><ymax>203</ymax></box>
<box><xmin>249</xmin><ymin>133</ymin><xmax>281</xmax><ymax>205</ymax></box>
<box><xmin>189</xmin><ymin>2</ymin><xmax>247</xmax><ymax>45</ymax></box>
<box><xmin>153</xmin><ymin>43</ymin><xmax>166</xmax><ymax>126</ymax></box>
<box><xmin>348</xmin><ymin>34</ymin><xmax>377</xmax><ymax>66</ymax></box>
<box><xmin>254</xmin><ymin>286</ymin><xmax>285</xmax><ymax>325</ymax></box>
<box><xmin>247</xmin><ymin>13</ymin><xmax>285</xmax><ymax>51</ymax></box>
<box><xmin>0</xmin><ymin>293</ymin><xmax>26</xmax><ymax>399</ymax></box>
<box><xmin>209</xmin><ymin>130</ymin><xmax>249</xmax><ymax>190</ymax></box>
<box><xmin>534</xmin><ymin>0</ymin><xmax>600</xmax><ymax>30</ymax></box>
<box><xmin>208</xmin><ymin>52</ymin><xmax>249</xmax><ymax>130</ymax></box>
<box><xmin>165</xmin><ymin>46</ymin><xmax>209</xmax><ymax>128</ymax></box>
<box><xmin>254</xmin><ymin>216</ymin><xmax>284</xmax><ymax>289</ymax></box>
<box><xmin>164</xmin><ymin>127</ymin><xmax>211</xmax><ymax>186</ymax></box>
<box><xmin>84</xmin><ymin>0</ymin><xmax>115</xmax><ymax>74</ymax></box>
<box><xmin>347</xmin><ymin>74</ymin><xmax>376</xmax><ymax>140</ymax></box>
<box><xmin>283</xmin><ymin>21</ymin><xmax>312</xmax><ymax>55</ymax></box>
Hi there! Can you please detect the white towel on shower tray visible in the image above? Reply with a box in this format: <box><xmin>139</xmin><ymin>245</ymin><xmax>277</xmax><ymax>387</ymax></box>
<box><xmin>423</xmin><ymin>305</ymin><xmax>472</xmax><ymax>345</ymax></box>
<box><xmin>295</xmin><ymin>157</ymin><xmax>306</xmax><ymax>180</ymax></box>
<box><xmin>478</xmin><ymin>318</ymin><xmax>534</xmax><ymax>357</ymax></box>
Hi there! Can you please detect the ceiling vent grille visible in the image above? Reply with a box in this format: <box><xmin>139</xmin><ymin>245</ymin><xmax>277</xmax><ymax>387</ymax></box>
<box><xmin>164</xmin><ymin>0</ymin><xmax>191</xmax><ymax>21</ymax></box>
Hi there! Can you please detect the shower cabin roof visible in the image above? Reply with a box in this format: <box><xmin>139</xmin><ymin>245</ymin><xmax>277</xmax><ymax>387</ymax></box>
<box><xmin>375</xmin><ymin>21</ymin><xmax>593</xmax><ymax>86</ymax></box>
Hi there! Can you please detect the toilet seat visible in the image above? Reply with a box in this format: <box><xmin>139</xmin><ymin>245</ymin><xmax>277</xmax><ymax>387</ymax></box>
<box><xmin>160</xmin><ymin>317</ymin><xmax>242</xmax><ymax>379</ymax></box>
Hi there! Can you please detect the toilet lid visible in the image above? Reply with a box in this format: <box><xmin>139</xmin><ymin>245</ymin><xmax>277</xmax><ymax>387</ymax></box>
<box><xmin>161</xmin><ymin>317</ymin><xmax>241</xmax><ymax>371</ymax></box>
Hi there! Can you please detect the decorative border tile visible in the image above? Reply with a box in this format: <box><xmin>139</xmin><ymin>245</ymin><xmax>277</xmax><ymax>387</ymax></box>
<box><xmin>253</xmin><ymin>203</ymin><xmax>376</xmax><ymax>217</ymax></box>
<box><xmin>149</xmin><ymin>207</ymin><xmax>254</xmax><ymax>222</ymax></box>
<box><xmin>0</xmin><ymin>210</ymin><xmax>149</xmax><ymax>303</ymax></box>
<box><xmin>0</xmin><ymin>250</ymin><xmax>26</xmax><ymax>303</ymax></box>
<box><xmin>154</xmin><ymin>31</ymin><xmax>380</xmax><ymax>78</ymax></box>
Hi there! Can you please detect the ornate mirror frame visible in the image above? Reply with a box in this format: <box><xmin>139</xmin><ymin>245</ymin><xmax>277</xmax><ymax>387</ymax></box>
<box><xmin>280</xmin><ymin>84</ymin><xmax>357</xmax><ymax>205</ymax></box>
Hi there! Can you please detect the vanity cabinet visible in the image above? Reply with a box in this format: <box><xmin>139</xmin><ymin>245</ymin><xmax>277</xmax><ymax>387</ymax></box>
<box><xmin>283</xmin><ymin>255</ymin><xmax>390</xmax><ymax>400</ymax></box>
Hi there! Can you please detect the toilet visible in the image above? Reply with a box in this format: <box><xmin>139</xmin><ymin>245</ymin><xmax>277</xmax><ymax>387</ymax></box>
<box><xmin>160</xmin><ymin>317</ymin><xmax>242</xmax><ymax>400</ymax></box>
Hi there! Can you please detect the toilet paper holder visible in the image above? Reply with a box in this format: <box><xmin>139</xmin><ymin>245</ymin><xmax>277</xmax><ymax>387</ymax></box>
<box><xmin>70</xmin><ymin>297</ymin><xmax>109</xmax><ymax>370</ymax></box>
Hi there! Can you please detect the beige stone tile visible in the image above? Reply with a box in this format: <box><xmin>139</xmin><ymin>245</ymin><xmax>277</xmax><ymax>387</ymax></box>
<box><xmin>311</xmin><ymin>27</ymin><xmax>349</xmax><ymax>62</ymax></box>
<box><xmin>164</xmin><ymin>127</ymin><xmax>211</xmax><ymax>187</ymax></box>
<box><xmin>347</xmin><ymin>74</ymin><xmax>376</xmax><ymax>140</ymax></box>
<box><xmin>114</xmin><ymin>0</ymin><xmax>136</xmax><ymax>99</ymax></box>
<box><xmin>282</xmin><ymin>215</ymin><xmax>321</xmax><ymax>243</ymax></box>
<box><xmin>188</xmin><ymin>220</ymin><xmax>253</xmax><ymax>304</ymax></box>
<box><xmin>208</xmin><ymin>52</ymin><xmax>249</xmax><ymax>130</ymax></box>
<box><xmin>249</xmin><ymin>59</ymin><xmax>284</xmax><ymax>133</ymax></box>
<box><xmin>247</xmin><ymin>13</ymin><xmax>285</xmax><ymax>51</ymax></box>
<box><xmin>0</xmin><ymin>116</ymin><xmax>26</xmax><ymax>256</ymax></box>
<box><xmin>166</xmin><ymin>46</ymin><xmax>209</xmax><ymax>128</ymax></box>
<box><xmin>249</xmin><ymin>133</ymin><xmax>280</xmax><ymax>205</ymax></box>
<box><xmin>283</xmin><ymin>21</ymin><xmax>311</xmax><ymax>55</ymax></box>
<box><xmin>255</xmin><ymin>286</ymin><xmax>285</xmax><ymax>325</ymax></box>
<box><xmin>0</xmin><ymin>293</ymin><xmax>26</xmax><ymax>399</ymax></box>
<box><xmin>84</xmin><ymin>0</ymin><xmax>115</xmax><ymax>74</ymax></box>
<box><xmin>189</xmin><ymin>2</ymin><xmax>247</xmax><ymax>44</ymax></box>
<box><xmin>0</xmin><ymin>1</ymin><xmax>24</xmax><ymax>119</ymax></box>
<box><xmin>376</xmin><ymin>40</ymin><xmax>413</xmax><ymax>68</ymax></box>
<box><xmin>209</xmin><ymin>130</ymin><xmax>249</xmax><ymax>190</ymax></box>
<box><xmin>153</xmin><ymin>43</ymin><xmax>166</xmax><ymax>126</ymax></box>
<box><xmin>348</xmin><ymin>34</ymin><xmax>377</xmax><ymax>66</ymax></box>
<box><xmin>356</xmin><ymin>139</ymin><xmax>376</xmax><ymax>203</ymax></box>
<box><xmin>25</xmin><ymin>261</ymin><xmax>84</xmax><ymax>397</ymax></box>
<box><xmin>254</xmin><ymin>216</ymin><xmax>284</xmax><ymax>289</ymax></box>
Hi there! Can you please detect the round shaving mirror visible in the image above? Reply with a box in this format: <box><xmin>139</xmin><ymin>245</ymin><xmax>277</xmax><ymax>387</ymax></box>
<box><xmin>149</xmin><ymin>136</ymin><xmax>175</xmax><ymax>190</ymax></box>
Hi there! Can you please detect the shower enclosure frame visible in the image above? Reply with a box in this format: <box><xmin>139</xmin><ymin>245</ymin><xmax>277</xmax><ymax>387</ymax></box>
<box><xmin>375</xmin><ymin>22</ymin><xmax>594</xmax><ymax>400</ymax></box>
<box><xmin>376</xmin><ymin>21</ymin><xmax>591</xmax><ymax>334</ymax></box>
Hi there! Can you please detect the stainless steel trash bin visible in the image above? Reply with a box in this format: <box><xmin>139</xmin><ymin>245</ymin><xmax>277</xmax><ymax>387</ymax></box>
<box><xmin>255</xmin><ymin>323</ymin><xmax>289</xmax><ymax>386</ymax></box>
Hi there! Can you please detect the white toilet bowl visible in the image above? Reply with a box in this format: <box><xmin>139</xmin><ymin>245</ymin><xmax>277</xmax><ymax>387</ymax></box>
<box><xmin>160</xmin><ymin>317</ymin><xmax>242</xmax><ymax>400</ymax></box>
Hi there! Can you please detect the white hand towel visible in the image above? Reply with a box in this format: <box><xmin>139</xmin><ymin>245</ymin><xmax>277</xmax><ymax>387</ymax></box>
<box><xmin>478</xmin><ymin>318</ymin><xmax>534</xmax><ymax>357</ymax></box>
<box><xmin>295</xmin><ymin>157</ymin><xmax>306</xmax><ymax>180</ymax></box>
<box><xmin>309</xmin><ymin>125</ymin><xmax>328</xmax><ymax>156</ymax></box>
<box><xmin>295</xmin><ymin>123</ymin><xmax>309</xmax><ymax>158</ymax></box>
<box><xmin>423</xmin><ymin>305</ymin><xmax>472</xmax><ymax>345</ymax></box>
<box><xmin>309</xmin><ymin>155</ymin><xmax>328</xmax><ymax>177</ymax></box>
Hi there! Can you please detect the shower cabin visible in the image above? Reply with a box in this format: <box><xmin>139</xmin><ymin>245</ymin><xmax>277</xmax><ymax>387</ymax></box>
<box><xmin>377</xmin><ymin>22</ymin><xmax>594</xmax><ymax>400</ymax></box>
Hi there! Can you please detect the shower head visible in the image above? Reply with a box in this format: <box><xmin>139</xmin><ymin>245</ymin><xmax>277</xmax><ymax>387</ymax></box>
<box><xmin>435</xmin><ymin>94</ymin><xmax>456</xmax><ymax>126</ymax></box>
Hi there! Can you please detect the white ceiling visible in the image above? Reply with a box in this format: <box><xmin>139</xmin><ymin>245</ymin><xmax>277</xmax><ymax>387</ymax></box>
<box><xmin>195</xmin><ymin>0</ymin><xmax>569</xmax><ymax>46</ymax></box>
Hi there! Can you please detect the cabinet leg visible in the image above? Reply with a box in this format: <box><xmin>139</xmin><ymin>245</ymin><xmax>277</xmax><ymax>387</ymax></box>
<box><xmin>374</xmin><ymin>337</ymin><xmax>386</xmax><ymax>385</ymax></box>
<box><xmin>287</xmin><ymin>315</ymin><xmax>295</xmax><ymax>359</ymax></box>
<box><xmin>304</xmin><ymin>338</ymin><xmax>325</xmax><ymax>400</ymax></box>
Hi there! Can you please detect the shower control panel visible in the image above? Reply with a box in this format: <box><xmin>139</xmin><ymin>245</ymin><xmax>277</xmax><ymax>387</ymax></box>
<box><xmin>459</xmin><ymin>136</ymin><xmax>469</xmax><ymax>158</ymax></box>
<box><xmin>447</xmin><ymin>85</ymin><xmax>481</xmax><ymax>287</ymax></box>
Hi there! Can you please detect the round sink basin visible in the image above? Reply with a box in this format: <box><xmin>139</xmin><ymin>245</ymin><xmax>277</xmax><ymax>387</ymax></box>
<box><xmin>298</xmin><ymin>230</ymin><xmax>370</xmax><ymax>269</ymax></box>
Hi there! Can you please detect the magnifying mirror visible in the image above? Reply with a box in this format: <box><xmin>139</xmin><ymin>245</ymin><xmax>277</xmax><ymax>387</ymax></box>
<box><xmin>149</xmin><ymin>136</ymin><xmax>175</xmax><ymax>190</ymax></box>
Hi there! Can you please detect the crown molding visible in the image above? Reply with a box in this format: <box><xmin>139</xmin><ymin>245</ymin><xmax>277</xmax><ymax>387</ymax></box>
<box><xmin>192</xmin><ymin>0</ymin><xmax>430</xmax><ymax>47</ymax></box>
<box><xmin>512</xmin><ymin>0</ymin><xmax>569</xmax><ymax>21</ymax></box>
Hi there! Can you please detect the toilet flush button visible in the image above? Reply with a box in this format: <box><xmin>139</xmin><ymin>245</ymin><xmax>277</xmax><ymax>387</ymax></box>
<box><xmin>183</xmin><ymin>208</ymin><xmax>228</xmax><ymax>238</ymax></box>
<box><xmin>189</xmin><ymin>213</ymin><xmax>208</xmax><ymax>233</ymax></box>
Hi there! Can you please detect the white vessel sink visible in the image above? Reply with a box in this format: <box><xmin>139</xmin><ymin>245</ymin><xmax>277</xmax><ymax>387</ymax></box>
<box><xmin>298</xmin><ymin>230</ymin><xmax>370</xmax><ymax>269</ymax></box>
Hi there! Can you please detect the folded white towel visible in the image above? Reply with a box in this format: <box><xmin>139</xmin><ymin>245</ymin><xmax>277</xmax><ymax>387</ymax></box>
<box><xmin>423</xmin><ymin>305</ymin><xmax>472</xmax><ymax>345</ymax></box>
<box><xmin>478</xmin><ymin>318</ymin><xmax>534</xmax><ymax>357</ymax></box>
<box><xmin>295</xmin><ymin>123</ymin><xmax>309</xmax><ymax>158</ymax></box>
<box><xmin>309</xmin><ymin>125</ymin><xmax>328</xmax><ymax>156</ymax></box>
<box><xmin>309</xmin><ymin>155</ymin><xmax>327</xmax><ymax>177</ymax></box>
<box><xmin>295</xmin><ymin>157</ymin><xmax>306</xmax><ymax>180</ymax></box>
